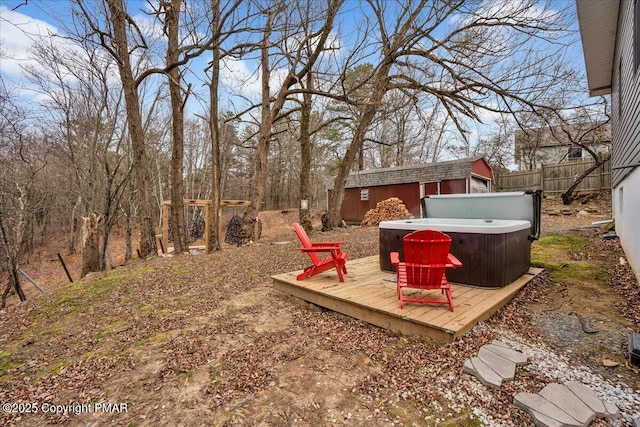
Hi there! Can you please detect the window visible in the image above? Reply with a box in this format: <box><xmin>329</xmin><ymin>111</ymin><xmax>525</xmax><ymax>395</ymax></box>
<box><xmin>568</xmin><ymin>147</ymin><xmax>582</xmax><ymax>161</ymax></box>
<box><xmin>360</xmin><ymin>189</ymin><xmax>369</xmax><ymax>201</ymax></box>
<box><xmin>470</xmin><ymin>176</ymin><xmax>489</xmax><ymax>193</ymax></box>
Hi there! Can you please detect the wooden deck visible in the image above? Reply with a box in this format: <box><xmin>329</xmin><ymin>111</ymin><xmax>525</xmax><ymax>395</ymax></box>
<box><xmin>272</xmin><ymin>256</ymin><xmax>542</xmax><ymax>344</ymax></box>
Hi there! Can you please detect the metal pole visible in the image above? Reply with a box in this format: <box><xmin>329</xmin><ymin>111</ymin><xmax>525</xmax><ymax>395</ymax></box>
<box><xmin>18</xmin><ymin>269</ymin><xmax>47</xmax><ymax>294</ymax></box>
<box><xmin>57</xmin><ymin>253</ymin><xmax>74</xmax><ymax>283</ymax></box>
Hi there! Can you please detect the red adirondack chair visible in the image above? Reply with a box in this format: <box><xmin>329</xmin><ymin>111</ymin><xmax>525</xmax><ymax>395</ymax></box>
<box><xmin>390</xmin><ymin>229</ymin><xmax>462</xmax><ymax>311</ymax></box>
<box><xmin>293</xmin><ymin>222</ymin><xmax>348</xmax><ymax>282</ymax></box>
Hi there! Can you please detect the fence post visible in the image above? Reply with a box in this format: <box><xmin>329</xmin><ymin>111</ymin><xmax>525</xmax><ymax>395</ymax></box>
<box><xmin>598</xmin><ymin>161</ymin><xmax>603</xmax><ymax>190</ymax></box>
<box><xmin>540</xmin><ymin>164</ymin><xmax>545</xmax><ymax>192</ymax></box>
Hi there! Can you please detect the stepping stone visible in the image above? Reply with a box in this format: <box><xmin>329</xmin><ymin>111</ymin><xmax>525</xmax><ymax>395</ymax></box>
<box><xmin>603</xmin><ymin>401</ymin><xmax>619</xmax><ymax>420</ymax></box>
<box><xmin>564</xmin><ymin>381</ymin><xmax>619</xmax><ymax>420</ymax></box>
<box><xmin>525</xmin><ymin>408</ymin><xmax>568</xmax><ymax>427</ymax></box>
<box><xmin>491</xmin><ymin>339</ymin><xmax>512</xmax><ymax>348</ymax></box>
<box><xmin>514</xmin><ymin>382</ymin><xmax>620</xmax><ymax>427</ymax></box>
<box><xmin>513</xmin><ymin>392</ymin><xmax>582</xmax><ymax>427</ymax></box>
<box><xmin>463</xmin><ymin>357</ymin><xmax>503</xmax><ymax>388</ymax></box>
<box><xmin>483</xmin><ymin>343</ymin><xmax>528</xmax><ymax>365</ymax></box>
<box><xmin>477</xmin><ymin>347</ymin><xmax>516</xmax><ymax>380</ymax></box>
<box><xmin>538</xmin><ymin>383</ymin><xmax>595</xmax><ymax>425</ymax></box>
<box><xmin>463</xmin><ymin>341</ymin><xmax>527</xmax><ymax>387</ymax></box>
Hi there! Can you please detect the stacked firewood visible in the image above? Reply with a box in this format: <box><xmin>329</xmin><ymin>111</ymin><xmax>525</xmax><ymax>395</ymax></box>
<box><xmin>224</xmin><ymin>215</ymin><xmax>263</xmax><ymax>245</ymax></box>
<box><xmin>189</xmin><ymin>216</ymin><xmax>205</xmax><ymax>242</ymax></box>
<box><xmin>361</xmin><ymin>197</ymin><xmax>414</xmax><ymax>227</ymax></box>
<box><xmin>225</xmin><ymin>215</ymin><xmax>244</xmax><ymax>244</ymax></box>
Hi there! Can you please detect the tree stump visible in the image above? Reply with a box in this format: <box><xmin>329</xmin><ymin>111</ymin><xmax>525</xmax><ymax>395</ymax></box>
<box><xmin>81</xmin><ymin>213</ymin><xmax>101</xmax><ymax>277</ymax></box>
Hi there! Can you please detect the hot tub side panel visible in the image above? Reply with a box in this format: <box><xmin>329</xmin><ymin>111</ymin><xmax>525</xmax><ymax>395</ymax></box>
<box><xmin>446</xmin><ymin>229</ymin><xmax>530</xmax><ymax>288</ymax></box>
<box><xmin>379</xmin><ymin>228</ymin><xmax>412</xmax><ymax>271</ymax></box>
<box><xmin>379</xmin><ymin>227</ymin><xmax>531</xmax><ymax>288</ymax></box>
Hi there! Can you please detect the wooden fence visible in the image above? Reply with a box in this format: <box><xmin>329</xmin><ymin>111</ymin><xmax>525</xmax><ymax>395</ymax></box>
<box><xmin>494</xmin><ymin>160</ymin><xmax>611</xmax><ymax>194</ymax></box>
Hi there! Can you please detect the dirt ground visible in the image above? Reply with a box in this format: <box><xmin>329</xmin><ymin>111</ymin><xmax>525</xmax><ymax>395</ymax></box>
<box><xmin>1</xmin><ymin>192</ymin><xmax>639</xmax><ymax>426</ymax></box>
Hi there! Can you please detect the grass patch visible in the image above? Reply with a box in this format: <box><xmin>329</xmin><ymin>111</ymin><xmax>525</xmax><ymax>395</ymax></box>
<box><xmin>0</xmin><ymin>357</ymin><xmax>25</xmax><ymax>378</ymax></box>
<box><xmin>438</xmin><ymin>411</ymin><xmax>484</xmax><ymax>427</ymax></box>
<box><xmin>135</xmin><ymin>331</ymin><xmax>169</xmax><ymax>347</ymax></box>
<box><xmin>531</xmin><ymin>233</ymin><xmax>604</xmax><ymax>283</ymax></box>
<box><xmin>535</xmin><ymin>233</ymin><xmax>589</xmax><ymax>252</ymax></box>
<box><xmin>171</xmin><ymin>264</ymin><xmax>191</xmax><ymax>276</ymax></box>
<box><xmin>44</xmin><ymin>359</ymin><xmax>71</xmax><ymax>375</ymax></box>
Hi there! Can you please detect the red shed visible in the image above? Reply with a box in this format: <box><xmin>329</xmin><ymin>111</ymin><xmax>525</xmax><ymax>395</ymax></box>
<box><xmin>331</xmin><ymin>157</ymin><xmax>493</xmax><ymax>223</ymax></box>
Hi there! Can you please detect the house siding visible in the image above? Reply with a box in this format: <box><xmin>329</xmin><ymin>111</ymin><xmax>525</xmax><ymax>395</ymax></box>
<box><xmin>613</xmin><ymin>0</ymin><xmax>640</xmax><ymax>187</ymax></box>
<box><xmin>612</xmin><ymin>0</ymin><xmax>640</xmax><ymax>280</ymax></box>
<box><xmin>514</xmin><ymin>123</ymin><xmax>611</xmax><ymax>170</ymax></box>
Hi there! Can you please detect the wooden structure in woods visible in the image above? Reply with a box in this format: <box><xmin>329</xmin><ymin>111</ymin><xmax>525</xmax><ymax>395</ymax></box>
<box><xmin>161</xmin><ymin>199</ymin><xmax>252</xmax><ymax>254</ymax></box>
<box><xmin>273</xmin><ymin>256</ymin><xmax>542</xmax><ymax>343</ymax></box>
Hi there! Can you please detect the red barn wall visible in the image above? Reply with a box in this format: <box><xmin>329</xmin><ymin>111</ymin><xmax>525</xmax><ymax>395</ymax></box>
<box><xmin>339</xmin><ymin>183</ymin><xmax>420</xmax><ymax>223</ymax></box>
<box><xmin>471</xmin><ymin>159</ymin><xmax>494</xmax><ymax>190</ymax></box>
<box><xmin>422</xmin><ymin>178</ymin><xmax>468</xmax><ymax>195</ymax></box>
<box><xmin>440</xmin><ymin>178</ymin><xmax>467</xmax><ymax>194</ymax></box>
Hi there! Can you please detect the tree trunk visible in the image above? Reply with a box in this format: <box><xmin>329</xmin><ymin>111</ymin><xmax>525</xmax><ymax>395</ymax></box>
<box><xmin>124</xmin><ymin>204</ymin><xmax>132</xmax><ymax>262</ymax></box>
<box><xmin>326</xmin><ymin>68</ymin><xmax>391</xmax><ymax>230</ymax></box>
<box><xmin>106</xmin><ymin>0</ymin><xmax>157</xmax><ymax>258</ymax></box>
<box><xmin>0</xmin><ymin>211</ymin><xmax>26</xmax><ymax>305</ymax></box>
<box><xmin>561</xmin><ymin>154</ymin><xmax>610</xmax><ymax>205</ymax></box>
<box><xmin>298</xmin><ymin>72</ymin><xmax>313</xmax><ymax>232</ymax></box>
<box><xmin>208</xmin><ymin>0</ymin><xmax>222</xmax><ymax>252</ymax></box>
<box><xmin>67</xmin><ymin>196</ymin><xmax>81</xmax><ymax>255</ymax></box>
<box><xmin>240</xmin><ymin>11</ymin><xmax>273</xmax><ymax>243</ymax></box>
<box><xmin>81</xmin><ymin>213</ymin><xmax>101</xmax><ymax>277</ymax></box>
<box><xmin>166</xmin><ymin>0</ymin><xmax>187</xmax><ymax>254</ymax></box>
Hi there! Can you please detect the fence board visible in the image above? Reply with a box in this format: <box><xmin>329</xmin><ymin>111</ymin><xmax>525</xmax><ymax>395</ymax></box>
<box><xmin>495</xmin><ymin>160</ymin><xmax>610</xmax><ymax>194</ymax></box>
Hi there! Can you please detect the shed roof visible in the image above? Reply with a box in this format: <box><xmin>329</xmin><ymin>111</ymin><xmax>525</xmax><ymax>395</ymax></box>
<box><xmin>342</xmin><ymin>157</ymin><xmax>487</xmax><ymax>189</ymax></box>
<box><xmin>576</xmin><ymin>0</ymin><xmax>619</xmax><ymax>96</ymax></box>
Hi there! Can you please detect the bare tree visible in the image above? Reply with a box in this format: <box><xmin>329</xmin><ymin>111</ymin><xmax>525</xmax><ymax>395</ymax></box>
<box><xmin>238</xmin><ymin>0</ymin><xmax>344</xmax><ymax>243</ymax></box>
<box><xmin>163</xmin><ymin>0</ymin><xmax>189</xmax><ymax>253</ymax></box>
<box><xmin>324</xmin><ymin>0</ymin><xmax>576</xmax><ymax>229</ymax></box>
<box><xmin>298</xmin><ymin>71</ymin><xmax>314</xmax><ymax>231</ymax></box>
<box><xmin>0</xmin><ymin>78</ymin><xmax>43</xmax><ymax>306</ymax></box>
<box><xmin>77</xmin><ymin>0</ymin><xmax>158</xmax><ymax>257</ymax></box>
<box><xmin>206</xmin><ymin>0</ymin><xmax>245</xmax><ymax>251</ymax></box>
<box><xmin>23</xmin><ymin>23</ymin><xmax>134</xmax><ymax>272</ymax></box>
<box><xmin>209</xmin><ymin>0</ymin><xmax>224</xmax><ymax>251</ymax></box>
<box><xmin>512</xmin><ymin>94</ymin><xmax>611</xmax><ymax>204</ymax></box>
<box><xmin>553</xmin><ymin>99</ymin><xmax>611</xmax><ymax>204</ymax></box>
<box><xmin>471</xmin><ymin>114</ymin><xmax>516</xmax><ymax>171</ymax></box>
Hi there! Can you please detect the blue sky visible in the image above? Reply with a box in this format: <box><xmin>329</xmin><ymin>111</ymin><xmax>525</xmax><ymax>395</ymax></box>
<box><xmin>1</xmin><ymin>0</ymin><xmax>592</xmax><ymax>167</ymax></box>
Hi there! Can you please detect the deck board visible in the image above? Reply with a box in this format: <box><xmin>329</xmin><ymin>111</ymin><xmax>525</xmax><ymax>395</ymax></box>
<box><xmin>272</xmin><ymin>256</ymin><xmax>542</xmax><ymax>344</ymax></box>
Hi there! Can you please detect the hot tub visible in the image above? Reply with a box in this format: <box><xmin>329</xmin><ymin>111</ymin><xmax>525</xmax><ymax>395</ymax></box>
<box><xmin>379</xmin><ymin>218</ymin><xmax>532</xmax><ymax>288</ymax></box>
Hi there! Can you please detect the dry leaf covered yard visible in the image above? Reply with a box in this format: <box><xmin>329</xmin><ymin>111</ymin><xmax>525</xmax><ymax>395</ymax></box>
<box><xmin>1</xmin><ymin>197</ymin><xmax>640</xmax><ymax>426</ymax></box>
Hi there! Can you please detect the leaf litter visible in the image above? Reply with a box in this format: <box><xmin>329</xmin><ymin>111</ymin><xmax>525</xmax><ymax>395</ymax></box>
<box><xmin>0</xmin><ymin>203</ymin><xmax>639</xmax><ymax>426</ymax></box>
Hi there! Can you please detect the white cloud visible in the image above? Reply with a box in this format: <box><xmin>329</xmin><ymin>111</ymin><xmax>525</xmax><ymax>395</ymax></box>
<box><xmin>0</xmin><ymin>6</ymin><xmax>59</xmax><ymax>76</ymax></box>
<box><xmin>220</xmin><ymin>57</ymin><xmax>294</xmax><ymax>102</ymax></box>
<box><xmin>452</xmin><ymin>0</ymin><xmax>559</xmax><ymax>27</ymax></box>
<box><xmin>220</xmin><ymin>57</ymin><xmax>262</xmax><ymax>97</ymax></box>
